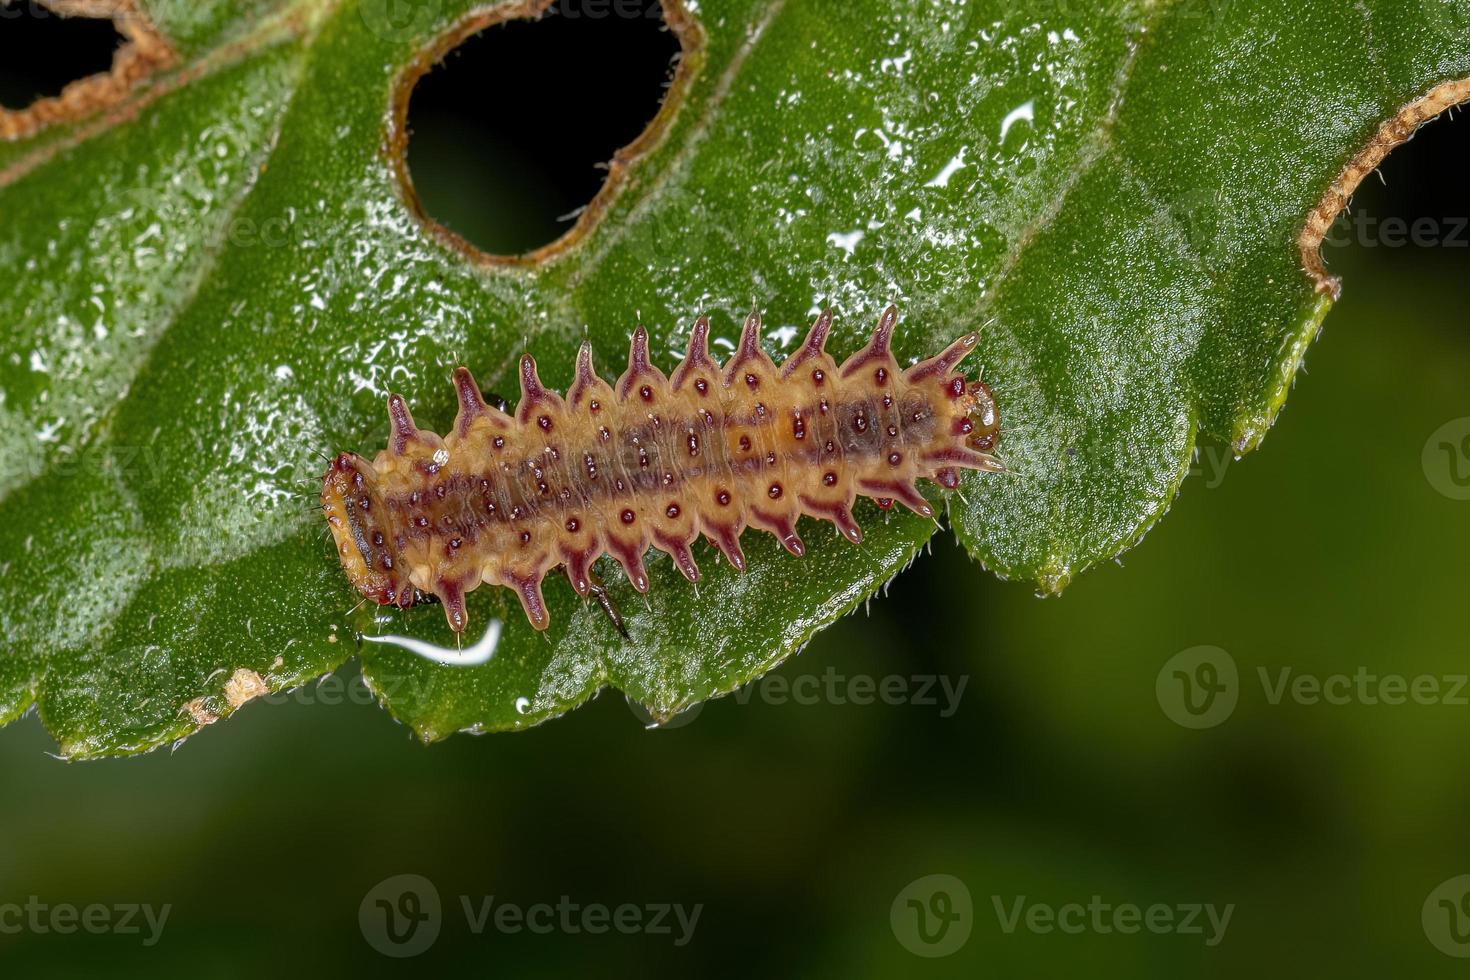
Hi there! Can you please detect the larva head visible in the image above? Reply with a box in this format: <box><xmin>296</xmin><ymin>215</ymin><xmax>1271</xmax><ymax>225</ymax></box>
<box><xmin>321</xmin><ymin>453</ymin><xmax>413</xmax><ymax>609</ymax></box>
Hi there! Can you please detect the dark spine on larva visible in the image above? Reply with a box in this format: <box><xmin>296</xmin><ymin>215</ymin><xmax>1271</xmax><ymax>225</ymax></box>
<box><xmin>321</xmin><ymin>307</ymin><xmax>1003</xmax><ymax>632</ymax></box>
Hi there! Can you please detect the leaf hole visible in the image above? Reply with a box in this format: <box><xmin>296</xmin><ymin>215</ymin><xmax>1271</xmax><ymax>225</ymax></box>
<box><xmin>396</xmin><ymin>0</ymin><xmax>694</xmax><ymax>262</ymax></box>
<box><xmin>1321</xmin><ymin>107</ymin><xmax>1470</xmax><ymax>269</ymax></box>
<box><xmin>0</xmin><ymin>2</ymin><xmax>122</xmax><ymax>109</ymax></box>
<box><xmin>0</xmin><ymin>0</ymin><xmax>174</xmax><ymax>142</ymax></box>
<box><xmin>1298</xmin><ymin>76</ymin><xmax>1470</xmax><ymax>298</ymax></box>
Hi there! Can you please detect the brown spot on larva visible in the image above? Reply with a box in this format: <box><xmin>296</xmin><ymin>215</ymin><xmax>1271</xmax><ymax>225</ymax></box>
<box><xmin>666</xmin><ymin>503</ymin><xmax>680</xmax><ymax>518</ymax></box>
<box><xmin>621</xmin><ymin>508</ymin><xmax>636</xmax><ymax>524</ymax></box>
<box><xmin>1299</xmin><ymin>76</ymin><xmax>1470</xmax><ymax>300</ymax></box>
<box><xmin>566</xmin><ymin>517</ymin><xmax>580</xmax><ymax>532</ymax></box>
<box><xmin>716</xmin><ymin>489</ymin><xmax>731</xmax><ymax>506</ymax></box>
<box><xmin>739</xmin><ymin>435</ymin><xmax>752</xmax><ymax>452</ymax></box>
<box><xmin>823</xmin><ymin>472</ymin><xmax>837</xmax><ymax>486</ymax></box>
<box><xmin>812</xmin><ymin>369</ymin><xmax>825</xmax><ymax>385</ymax></box>
<box><xmin>769</xmin><ymin>483</ymin><xmax>783</xmax><ymax>499</ymax></box>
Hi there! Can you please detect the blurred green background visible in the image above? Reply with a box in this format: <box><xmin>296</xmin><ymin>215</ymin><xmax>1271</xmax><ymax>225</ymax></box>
<box><xmin>4</xmin><ymin>7</ymin><xmax>1470</xmax><ymax>977</ymax></box>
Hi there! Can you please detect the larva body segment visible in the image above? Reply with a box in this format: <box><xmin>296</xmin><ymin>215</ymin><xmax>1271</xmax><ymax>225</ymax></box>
<box><xmin>322</xmin><ymin>307</ymin><xmax>1003</xmax><ymax>633</ymax></box>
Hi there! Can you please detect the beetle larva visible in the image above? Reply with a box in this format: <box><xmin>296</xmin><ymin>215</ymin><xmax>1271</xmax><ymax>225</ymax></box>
<box><xmin>322</xmin><ymin>307</ymin><xmax>1002</xmax><ymax>632</ymax></box>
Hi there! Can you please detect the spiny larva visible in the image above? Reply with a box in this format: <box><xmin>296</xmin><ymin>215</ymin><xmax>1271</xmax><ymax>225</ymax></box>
<box><xmin>321</xmin><ymin>306</ymin><xmax>1002</xmax><ymax>632</ymax></box>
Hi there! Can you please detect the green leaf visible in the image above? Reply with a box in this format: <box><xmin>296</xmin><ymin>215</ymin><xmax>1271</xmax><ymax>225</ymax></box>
<box><xmin>2</xmin><ymin>0</ymin><xmax>1467</xmax><ymax>757</ymax></box>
